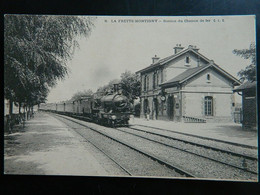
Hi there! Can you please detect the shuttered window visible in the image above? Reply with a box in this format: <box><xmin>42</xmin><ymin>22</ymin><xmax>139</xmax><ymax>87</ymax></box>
<box><xmin>156</xmin><ymin>71</ymin><xmax>159</xmax><ymax>86</ymax></box>
<box><xmin>153</xmin><ymin>72</ymin><xmax>156</xmax><ymax>89</ymax></box>
<box><xmin>204</xmin><ymin>96</ymin><xmax>213</xmax><ymax>116</ymax></box>
<box><xmin>147</xmin><ymin>75</ymin><xmax>149</xmax><ymax>90</ymax></box>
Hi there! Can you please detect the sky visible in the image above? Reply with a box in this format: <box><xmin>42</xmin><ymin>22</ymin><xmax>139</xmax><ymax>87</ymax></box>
<box><xmin>47</xmin><ymin>15</ymin><xmax>256</xmax><ymax>103</ymax></box>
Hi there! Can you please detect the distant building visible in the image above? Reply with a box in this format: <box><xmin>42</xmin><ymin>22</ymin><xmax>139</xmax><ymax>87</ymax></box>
<box><xmin>233</xmin><ymin>81</ymin><xmax>257</xmax><ymax>129</ymax></box>
<box><xmin>136</xmin><ymin>44</ymin><xmax>241</xmax><ymax>122</ymax></box>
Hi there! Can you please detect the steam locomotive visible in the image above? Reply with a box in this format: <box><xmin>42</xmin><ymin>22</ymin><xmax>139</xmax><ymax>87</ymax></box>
<box><xmin>40</xmin><ymin>84</ymin><xmax>133</xmax><ymax>127</ymax></box>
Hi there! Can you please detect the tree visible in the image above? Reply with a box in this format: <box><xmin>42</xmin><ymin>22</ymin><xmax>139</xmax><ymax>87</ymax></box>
<box><xmin>97</xmin><ymin>79</ymin><xmax>120</xmax><ymax>95</ymax></box>
<box><xmin>120</xmin><ymin>70</ymin><xmax>141</xmax><ymax>103</ymax></box>
<box><xmin>233</xmin><ymin>42</ymin><xmax>256</xmax><ymax>82</ymax></box>
<box><xmin>4</xmin><ymin>15</ymin><xmax>95</xmax><ymax>115</ymax></box>
<box><xmin>70</xmin><ymin>89</ymin><xmax>93</xmax><ymax>101</ymax></box>
<box><xmin>95</xmin><ymin>71</ymin><xmax>141</xmax><ymax>103</ymax></box>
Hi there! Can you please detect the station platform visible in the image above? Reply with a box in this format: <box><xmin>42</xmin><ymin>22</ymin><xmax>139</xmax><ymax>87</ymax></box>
<box><xmin>129</xmin><ymin>117</ymin><xmax>258</xmax><ymax>148</ymax></box>
<box><xmin>4</xmin><ymin>112</ymin><xmax>109</xmax><ymax>176</ymax></box>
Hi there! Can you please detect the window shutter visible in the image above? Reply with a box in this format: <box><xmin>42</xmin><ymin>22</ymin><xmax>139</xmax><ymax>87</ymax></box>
<box><xmin>143</xmin><ymin>76</ymin><xmax>146</xmax><ymax>91</ymax></box>
<box><xmin>147</xmin><ymin>76</ymin><xmax>149</xmax><ymax>90</ymax></box>
<box><xmin>213</xmin><ymin>97</ymin><xmax>216</xmax><ymax>116</ymax></box>
<box><xmin>141</xmin><ymin>76</ymin><xmax>143</xmax><ymax>91</ymax></box>
<box><xmin>161</xmin><ymin>69</ymin><xmax>163</xmax><ymax>83</ymax></box>
<box><xmin>153</xmin><ymin>73</ymin><xmax>154</xmax><ymax>89</ymax></box>
<box><xmin>140</xmin><ymin>99</ymin><xmax>143</xmax><ymax>115</ymax></box>
<box><xmin>201</xmin><ymin>96</ymin><xmax>204</xmax><ymax>116</ymax></box>
<box><xmin>156</xmin><ymin>73</ymin><xmax>158</xmax><ymax>87</ymax></box>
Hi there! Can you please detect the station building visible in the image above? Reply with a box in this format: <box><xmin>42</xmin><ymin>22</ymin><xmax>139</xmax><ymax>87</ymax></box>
<box><xmin>136</xmin><ymin>44</ymin><xmax>241</xmax><ymax>122</ymax></box>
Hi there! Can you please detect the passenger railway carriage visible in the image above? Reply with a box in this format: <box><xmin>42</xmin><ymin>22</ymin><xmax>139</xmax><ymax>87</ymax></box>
<box><xmin>40</xmin><ymin>84</ymin><xmax>133</xmax><ymax>127</ymax></box>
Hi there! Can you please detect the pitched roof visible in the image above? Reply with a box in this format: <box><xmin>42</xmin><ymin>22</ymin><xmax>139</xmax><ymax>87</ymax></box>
<box><xmin>136</xmin><ymin>46</ymin><xmax>211</xmax><ymax>74</ymax></box>
<box><xmin>233</xmin><ymin>81</ymin><xmax>256</xmax><ymax>92</ymax></box>
<box><xmin>160</xmin><ymin>65</ymin><xmax>207</xmax><ymax>86</ymax></box>
<box><xmin>160</xmin><ymin>63</ymin><xmax>241</xmax><ymax>87</ymax></box>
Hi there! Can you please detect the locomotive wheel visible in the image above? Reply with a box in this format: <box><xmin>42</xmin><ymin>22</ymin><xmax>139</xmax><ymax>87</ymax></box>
<box><xmin>111</xmin><ymin>121</ymin><xmax>115</xmax><ymax>128</ymax></box>
<box><xmin>125</xmin><ymin>120</ymin><xmax>129</xmax><ymax>127</ymax></box>
<box><xmin>103</xmin><ymin>119</ymin><xmax>108</xmax><ymax>127</ymax></box>
<box><xmin>108</xmin><ymin>120</ymin><xmax>115</xmax><ymax>127</ymax></box>
<box><xmin>107</xmin><ymin>120</ymin><xmax>111</xmax><ymax>127</ymax></box>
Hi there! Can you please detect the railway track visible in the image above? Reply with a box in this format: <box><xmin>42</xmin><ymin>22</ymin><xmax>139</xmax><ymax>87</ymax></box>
<box><xmin>49</xmin><ymin>112</ymin><xmax>257</xmax><ymax>180</ymax></box>
<box><xmin>51</xmin><ymin>114</ymin><xmax>132</xmax><ymax>176</ymax></box>
<box><xmin>136</xmin><ymin>124</ymin><xmax>258</xmax><ymax>149</ymax></box>
<box><xmin>123</xmin><ymin>126</ymin><xmax>258</xmax><ymax>160</ymax></box>
<box><xmin>71</xmin><ymin>126</ymin><xmax>133</xmax><ymax>176</ymax></box>
<box><xmin>52</xmin><ymin>113</ymin><xmax>195</xmax><ymax>178</ymax></box>
<box><xmin>116</xmin><ymin>126</ymin><xmax>258</xmax><ymax>175</ymax></box>
<box><xmin>71</xmin><ymin>113</ymin><xmax>257</xmax><ymax>161</ymax></box>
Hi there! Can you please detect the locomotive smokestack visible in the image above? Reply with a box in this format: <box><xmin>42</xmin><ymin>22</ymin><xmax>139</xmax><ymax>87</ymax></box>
<box><xmin>113</xmin><ymin>83</ymin><xmax>119</xmax><ymax>92</ymax></box>
<box><xmin>113</xmin><ymin>82</ymin><xmax>122</xmax><ymax>94</ymax></box>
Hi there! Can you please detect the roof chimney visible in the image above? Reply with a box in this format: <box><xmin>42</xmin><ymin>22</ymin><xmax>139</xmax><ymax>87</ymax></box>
<box><xmin>174</xmin><ymin>44</ymin><xmax>184</xmax><ymax>54</ymax></box>
<box><xmin>209</xmin><ymin>60</ymin><xmax>214</xmax><ymax>65</ymax></box>
<box><xmin>152</xmin><ymin>55</ymin><xmax>160</xmax><ymax>63</ymax></box>
<box><xmin>188</xmin><ymin>45</ymin><xmax>199</xmax><ymax>52</ymax></box>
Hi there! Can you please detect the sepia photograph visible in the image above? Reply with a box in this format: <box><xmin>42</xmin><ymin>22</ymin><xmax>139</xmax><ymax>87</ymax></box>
<box><xmin>4</xmin><ymin>15</ymin><xmax>257</xmax><ymax>182</ymax></box>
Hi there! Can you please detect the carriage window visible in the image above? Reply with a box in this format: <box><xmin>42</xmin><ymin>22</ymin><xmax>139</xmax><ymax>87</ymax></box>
<box><xmin>204</xmin><ymin>96</ymin><xmax>213</xmax><ymax>116</ymax></box>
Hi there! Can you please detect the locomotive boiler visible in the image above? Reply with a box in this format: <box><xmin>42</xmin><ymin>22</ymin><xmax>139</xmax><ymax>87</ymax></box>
<box><xmin>97</xmin><ymin>93</ymin><xmax>132</xmax><ymax>126</ymax></box>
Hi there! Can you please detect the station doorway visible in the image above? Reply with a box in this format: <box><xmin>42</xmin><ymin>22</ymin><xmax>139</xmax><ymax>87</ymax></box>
<box><xmin>153</xmin><ymin>98</ymin><xmax>159</xmax><ymax>120</ymax></box>
<box><xmin>143</xmin><ymin>99</ymin><xmax>149</xmax><ymax>115</ymax></box>
<box><xmin>167</xmin><ymin>96</ymin><xmax>174</xmax><ymax>120</ymax></box>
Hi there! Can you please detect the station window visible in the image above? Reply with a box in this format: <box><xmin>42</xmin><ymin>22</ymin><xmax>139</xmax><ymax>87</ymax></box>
<box><xmin>147</xmin><ymin>75</ymin><xmax>149</xmax><ymax>90</ymax></box>
<box><xmin>207</xmin><ymin>74</ymin><xmax>211</xmax><ymax>81</ymax></box>
<box><xmin>156</xmin><ymin>71</ymin><xmax>159</xmax><ymax>86</ymax></box>
<box><xmin>161</xmin><ymin>70</ymin><xmax>164</xmax><ymax>83</ymax></box>
<box><xmin>186</xmin><ymin>56</ymin><xmax>190</xmax><ymax>64</ymax></box>
<box><xmin>153</xmin><ymin>72</ymin><xmax>156</xmax><ymax>89</ymax></box>
<box><xmin>204</xmin><ymin>96</ymin><xmax>213</xmax><ymax>116</ymax></box>
<box><xmin>144</xmin><ymin>75</ymin><xmax>147</xmax><ymax>91</ymax></box>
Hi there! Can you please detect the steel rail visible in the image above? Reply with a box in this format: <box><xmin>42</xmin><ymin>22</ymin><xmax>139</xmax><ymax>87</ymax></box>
<box><xmin>54</xmin><ymin>113</ymin><xmax>196</xmax><ymax>178</ymax></box>
<box><xmin>135</xmin><ymin>124</ymin><xmax>257</xmax><ymax>149</ymax></box>
<box><xmin>52</xmin><ymin>115</ymin><xmax>132</xmax><ymax>176</ymax></box>
<box><xmin>129</xmin><ymin>126</ymin><xmax>258</xmax><ymax>161</ymax></box>
<box><xmin>116</xmin><ymin>127</ymin><xmax>258</xmax><ymax>175</ymax></box>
